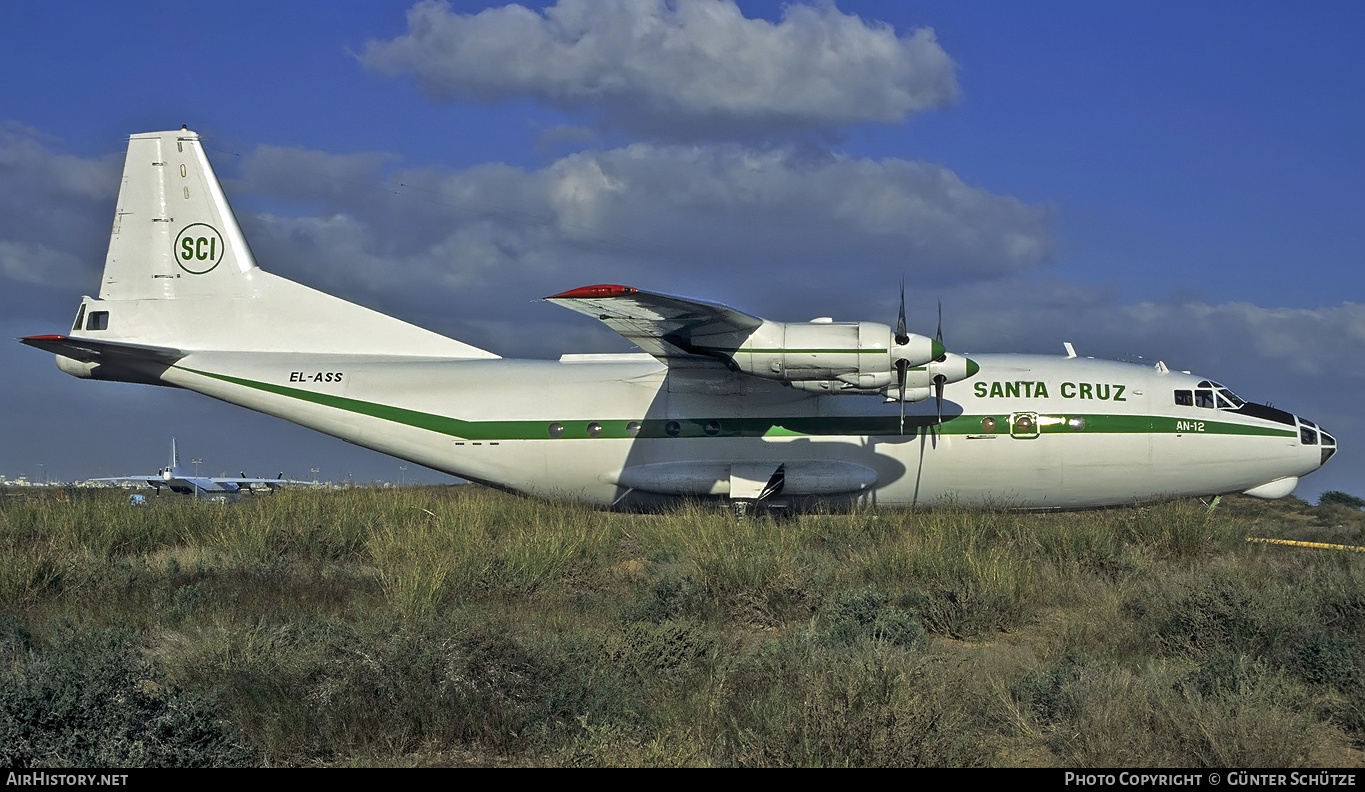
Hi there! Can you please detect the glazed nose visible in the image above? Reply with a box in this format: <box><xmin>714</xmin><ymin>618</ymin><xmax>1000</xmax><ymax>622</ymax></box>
<box><xmin>1299</xmin><ymin>417</ymin><xmax>1337</xmax><ymax>466</ymax></box>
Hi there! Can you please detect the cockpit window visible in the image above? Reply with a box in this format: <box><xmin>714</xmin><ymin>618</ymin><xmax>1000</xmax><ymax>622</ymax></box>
<box><xmin>1322</xmin><ymin>432</ymin><xmax>1336</xmax><ymax>446</ymax></box>
<box><xmin>72</xmin><ymin>304</ymin><xmax>86</xmax><ymax>332</ymax></box>
<box><xmin>1301</xmin><ymin>427</ymin><xmax>1319</xmax><ymax>445</ymax></box>
<box><xmin>1180</xmin><ymin>385</ymin><xmax>1246</xmax><ymax>410</ymax></box>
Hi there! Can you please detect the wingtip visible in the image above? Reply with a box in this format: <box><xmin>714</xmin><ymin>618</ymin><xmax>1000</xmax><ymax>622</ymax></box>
<box><xmin>547</xmin><ymin>284</ymin><xmax>640</xmax><ymax>299</ymax></box>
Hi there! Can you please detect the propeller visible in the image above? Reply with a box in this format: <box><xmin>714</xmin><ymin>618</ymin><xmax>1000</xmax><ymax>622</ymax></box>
<box><xmin>891</xmin><ymin>283</ymin><xmax>952</xmax><ymax>438</ymax></box>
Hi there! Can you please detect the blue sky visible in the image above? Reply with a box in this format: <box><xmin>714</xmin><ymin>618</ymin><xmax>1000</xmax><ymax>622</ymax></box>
<box><xmin>2</xmin><ymin>0</ymin><xmax>1363</xmax><ymax>499</ymax></box>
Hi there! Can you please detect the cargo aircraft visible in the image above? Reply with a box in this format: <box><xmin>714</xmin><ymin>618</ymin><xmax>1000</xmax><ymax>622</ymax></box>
<box><xmin>21</xmin><ymin>129</ymin><xmax>1336</xmax><ymax>510</ymax></box>
<box><xmin>90</xmin><ymin>437</ymin><xmax>307</xmax><ymax>499</ymax></box>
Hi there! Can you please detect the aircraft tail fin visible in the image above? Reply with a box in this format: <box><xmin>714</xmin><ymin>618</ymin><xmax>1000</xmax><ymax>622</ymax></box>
<box><xmin>99</xmin><ymin>129</ymin><xmax>258</xmax><ymax>301</ymax></box>
<box><xmin>170</xmin><ymin>438</ymin><xmax>179</xmax><ymax>473</ymax></box>
<box><xmin>65</xmin><ymin>129</ymin><xmax>497</xmax><ymax>359</ymax></box>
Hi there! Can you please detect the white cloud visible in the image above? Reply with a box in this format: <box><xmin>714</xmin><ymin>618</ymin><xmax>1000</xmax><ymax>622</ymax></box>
<box><xmin>0</xmin><ymin>125</ymin><xmax>119</xmax><ymax>311</ymax></box>
<box><xmin>361</xmin><ymin>0</ymin><xmax>959</xmax><ymax>138</ymax></box>
<box><xmin>939</xmin><ymin>278</ymin><xmax>1365</xmax><ymax>380</ymax></box>
<box><xmin>1114</xmin><ymin>300</ymin><xmax>1365</xmax><ymax>379</ymax></box>
<box><xmin>0</xmin><ymin>123</ymin><xmax>116</xmax><ymax>200</ymax></box>
<box><xmin>535</xmin><ymin>124</ymin><xmax>598</xmax><ymax>153</ymax></box>
<box><xmin>0</xmin><ymin>241</ymin><xmax>88</xmax><ymax>288</ymax></box>
<box><xmin>234</xmin><ymin>140</ymin><xmax>1052</xmax><ymax>347</ymax></box>
<box><xmin>927</xmin><ymin>280</ymin><xmax>1365</xmax><ymax>445</ymax></box>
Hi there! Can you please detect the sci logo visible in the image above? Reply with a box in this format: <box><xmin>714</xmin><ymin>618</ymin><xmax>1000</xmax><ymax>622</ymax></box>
<box><xmin>175</xmin><ymin>223</ymin><xmax>224</xmax><ymax>274</ymax></box>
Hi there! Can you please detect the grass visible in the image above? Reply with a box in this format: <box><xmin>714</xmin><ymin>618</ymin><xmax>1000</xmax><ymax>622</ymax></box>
<box><xmin>0</xmin><ymin>485</ymin><xmax>1362</xmax><ymax>766</ymax></box>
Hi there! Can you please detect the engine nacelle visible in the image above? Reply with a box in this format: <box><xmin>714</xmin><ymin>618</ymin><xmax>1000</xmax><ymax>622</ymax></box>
<box><xmin>724</xmin><ymin>319</ymin><xmax>939</xmax><ymax>387</ymax></box>
<box><xmin>793</xmin><ymin>380</ymin><xmax>935</xmax><ymax>401</ymax></box>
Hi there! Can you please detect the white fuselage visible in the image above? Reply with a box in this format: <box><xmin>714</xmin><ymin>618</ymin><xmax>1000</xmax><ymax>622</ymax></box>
<box><xmin>148</xmin><ymin>349</ymin><xmax>1325</xmax><ymax>509</ymax></box>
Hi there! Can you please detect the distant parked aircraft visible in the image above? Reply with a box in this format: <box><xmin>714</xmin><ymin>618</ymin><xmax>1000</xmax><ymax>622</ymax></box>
<box><xmin>90</xmin><ymin>438</ymin><xmax>308</xmax><ymax>499</ymax></box>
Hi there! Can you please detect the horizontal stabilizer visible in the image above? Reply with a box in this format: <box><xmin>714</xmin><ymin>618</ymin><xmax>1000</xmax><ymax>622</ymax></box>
<box><xmin>20</xmin><ymin>334</ymin><xmax>185</xmax><ymax>366</ymax></box>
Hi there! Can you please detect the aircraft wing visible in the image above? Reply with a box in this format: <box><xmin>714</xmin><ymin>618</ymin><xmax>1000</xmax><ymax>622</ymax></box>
<box><xmin>209</xmin><ymin>476</ymin><xmax>314</xmax><ymax>488</ymax></box>
<box><xmin>20</xmin><ymin>334</ymin><xmax>185</xmax><ymax>366</ymax></box>
<box><xmin>89</xmin><ymin>476</ymin><xmax>163</xmax><ymax>486</ymax></box>
<box><xmin>545</xmin><ymin>285</ymin><xmax>764</xmax><ymax>364</ymax></box>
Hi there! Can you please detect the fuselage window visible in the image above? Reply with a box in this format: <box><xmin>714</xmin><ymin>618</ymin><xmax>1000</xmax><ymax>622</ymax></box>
<box><xmin>1174</xmin><ymin>390</ymin><xmax>1193</xmax><ymax>406</ymax></box>
<box><xmin>86</xmin><ymin>311</ymin><xmax>109</xmax><ymax>331</ymax></box>
<box><xmin>1195</xmin><ymin>389</ymin><xmax>1214</xmax><ymax>409</ymax></box>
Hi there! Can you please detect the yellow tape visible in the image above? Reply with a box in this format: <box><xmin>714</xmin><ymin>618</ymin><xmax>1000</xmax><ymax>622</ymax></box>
<box><xmin>1246</xmin><ymin>537</ymin><xmax>1365</xmax><ymax>553</ymax></box>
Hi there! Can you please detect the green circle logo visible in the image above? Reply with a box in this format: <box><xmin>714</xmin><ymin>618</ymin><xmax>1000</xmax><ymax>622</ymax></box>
<box><xmin>174</xmin><ymin>223</ymin><xmax>225</xmax><ymax>274</ymax></box>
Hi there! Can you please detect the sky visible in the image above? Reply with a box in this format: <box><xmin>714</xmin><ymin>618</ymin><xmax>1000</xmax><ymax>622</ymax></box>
<box><xmin>1</xmin><ymin>0</ymin><xmax>1363</xmax><ymax>499</ymax></box>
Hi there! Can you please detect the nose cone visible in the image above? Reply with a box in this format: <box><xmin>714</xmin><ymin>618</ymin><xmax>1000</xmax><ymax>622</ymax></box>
<box><xmin>927</xmin><ymin>353</ymin><xmax>976</xmax><ymax>384</ymax></box>
<box><xmin>1244</xmin><ymin>411</ymin><xmax>1334</xmax><ymax>500</ymax></box>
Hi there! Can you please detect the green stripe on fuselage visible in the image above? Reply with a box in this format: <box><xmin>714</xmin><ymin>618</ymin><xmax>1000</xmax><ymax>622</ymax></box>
<box><xmin>727</xmin><ymin>348</ymin><xmax>884</xmax><ymax>354</ymax></box>
<box><xmin>176</xmin><ymin>366</ymin><xmax>1297</xmax><ymax>441</ymax></box>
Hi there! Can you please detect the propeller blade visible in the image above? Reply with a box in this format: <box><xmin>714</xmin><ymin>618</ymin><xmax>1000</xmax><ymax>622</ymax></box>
<box><xmin>896</xmin><ymin>358</ymin><xmax>909</xmax><ymax>435</ymax></box>
<box><xmin>895</xmin><ymin>277</ymin><xmax>909</xmax><ymax>346</ymax></box>
<box><xmin>932</xmin><ymin>373</ymin><xmax>946</xmax><ymax>447</ymax></box>
<box><xmin>933</xmin><ymin>301</ymin><xmax>945</xmax><ymax>445</ymax></box>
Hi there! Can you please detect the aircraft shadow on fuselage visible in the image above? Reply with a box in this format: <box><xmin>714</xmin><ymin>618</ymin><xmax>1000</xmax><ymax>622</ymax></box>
<box><xmin>607</xmin><ymin>377</ymin><xmax>966</xmax><ymax>512</ymax></box>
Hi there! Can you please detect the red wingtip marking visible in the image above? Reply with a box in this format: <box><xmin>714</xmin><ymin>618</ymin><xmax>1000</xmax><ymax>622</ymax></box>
<box><xmin>548</xmin><ymin>284</ymin><xmax>639</xmax><ymax>299</ymax></box>
<box><xmin>22</xmin><ymin>334</ymin><xmax>69</xmax><ymax>342</ymax></box>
